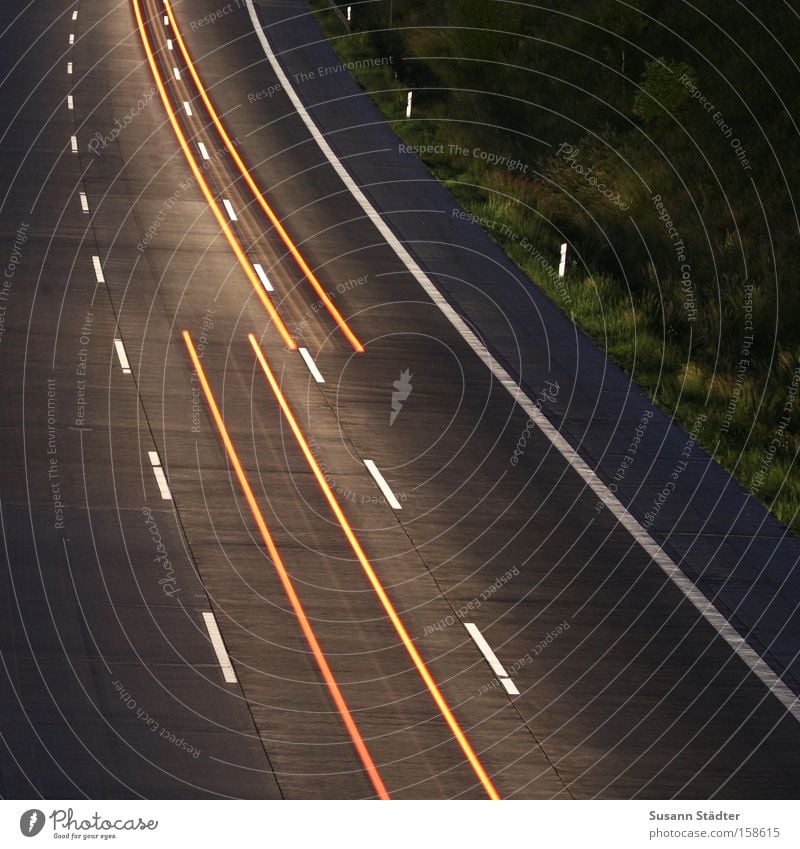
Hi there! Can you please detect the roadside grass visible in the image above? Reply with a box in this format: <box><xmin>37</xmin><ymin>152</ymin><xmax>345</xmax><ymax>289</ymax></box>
<box><xmin>308</xmin><ymin>1</ymin><xmax>800</xmax><ymax>535</ymax></box>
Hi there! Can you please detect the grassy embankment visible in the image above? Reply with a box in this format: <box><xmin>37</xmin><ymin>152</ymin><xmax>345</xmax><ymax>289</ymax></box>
<box><xmin>309</xmin><ymin>0</ymin><xmax>800</xmax><ymax>534</ymax></box>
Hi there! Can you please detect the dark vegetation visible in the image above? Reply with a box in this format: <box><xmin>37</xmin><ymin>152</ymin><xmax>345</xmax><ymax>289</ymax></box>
<box><xmin>311</xmin><ymin>0</ymin><xmax>800</xmax><ymax>533</ymax></box>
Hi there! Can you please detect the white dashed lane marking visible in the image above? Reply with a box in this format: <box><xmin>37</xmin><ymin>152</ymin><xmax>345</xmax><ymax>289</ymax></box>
<box><xmin>147</xmin><ymin>451</ymin><xmax>172</xmax><ymax>500</ymax></box>
<box><xmin>363</xmin><ymin>460</ymin><xmax>402</xmax><ymax>510</ymax></box>
<box><xmin>464</xmin><ymin>623</ymin><xmax>519</xmax><ymax>696</ymax></box>
<box><xmin>114</xmin><ymin>339</ymin><xmax>131</xmax><ymax>374</ymax></box>
<box><xmin>299</xmin><ymin>348</ymin><xmax>324</xmax><ymax>384</ymax></box>
<box><xmin>202</xmin><ymin>612</ymin><xmax>238</xmax><ymax>683</ymax></box>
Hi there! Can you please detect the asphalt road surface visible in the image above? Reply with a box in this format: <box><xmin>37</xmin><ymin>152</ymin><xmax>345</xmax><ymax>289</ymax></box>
<box><xmin>0</xmin><ymin>0</ymin><xmax>798</xmax><ymax>799</ymax></box>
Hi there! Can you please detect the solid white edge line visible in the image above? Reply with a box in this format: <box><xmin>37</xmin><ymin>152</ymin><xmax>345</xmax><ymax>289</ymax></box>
<box><xmin>464</xmin><ymin>622</ymin><xmax>511</xmax><ymax>680</ymax></box>
<box><xmin>67</xmin><ymin>94</ymin><xmax>73</xmax><ymax>110</ymax></box>
<box><xmin>70</xmin><ymin>135</ymin><xmax>78</xmax><ymax>153</ymax></box>
<box><xmin>244</xmin><ymin>0</ymin><xmax>800</xmax><ymax>723</ymax></box>
<box><xmin>183</xmin><ymin>100</ymin><xmax>192</xmax><ymax>116</ymax></box>
<box><xmin>298</xmin><ymin>347</ymin><xmax>325</xmax><ymax>383</ymax></box>
<box><xmin>222</xmin><ymin>198</ymin><xmax>237</xmax><ymax>221</ymax></box>
<box><xmin>198</xmin><ymin>141</ymin><xmax>210</xmax><ymax>160</ymax></box>
<box><xmin>252</xmin><ymin>262</ymin><xmax>273</xmax><ymax>291</ymax></box>
<box><xmin>79</xmin><ymin>192</ymin><xmax>89</xmax><ymax>213</ymax></box>
<box><xmin>91</xmin><ymin>255</ymin><xmax>104</xmax><ymax>283</ymax></box>
<box><xmin>363</xmin><ymin>459</ymin><xmax>402</xmax><ymax>510</ymax></box>
<box><xmin>202</xmin><ymin>612</ymin><xmax>238</xmax><ymax>683</ymax></box>
<box><xmin>114</xmin><ymin>338</ymin><xmax>131</xmax><ymax>373</ymax></box>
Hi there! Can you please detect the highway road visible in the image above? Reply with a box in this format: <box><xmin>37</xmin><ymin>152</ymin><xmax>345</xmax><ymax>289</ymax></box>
<box><xmin>0</xmin><ymin>0</ymin><xmax>798</xmax><ymax>799</ymax></box>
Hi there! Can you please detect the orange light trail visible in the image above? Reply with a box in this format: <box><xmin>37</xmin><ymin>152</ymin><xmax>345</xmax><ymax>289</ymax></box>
<box><xmin>248</xmin><ymin>333</ymin><xmax>501</xmax><ymax>800</ymax></box>
<box><xmin>132</xmin><ymin>0</ymin><xmax>296</xmax><ymax>350</ymax></box>
<box><xmin>164</xmin><ymin>0</ymin><xmax>365</xmax><ymax>353</ymax></box>
<box><xmin>182</xmin><ymin>330</ymin><xmax>389</xmax><ymax>799</ymax></box>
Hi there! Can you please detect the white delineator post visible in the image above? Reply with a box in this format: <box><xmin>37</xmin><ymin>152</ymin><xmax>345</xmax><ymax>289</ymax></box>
<box><xmin>406</xmin><ymin>91</ymin><xmax>413</xmax><ymax>118</ymax></box>
<box><xmin>559</xmin><ymin>242</ymin><xmax>568</xmax><ymax>278</ymax></box>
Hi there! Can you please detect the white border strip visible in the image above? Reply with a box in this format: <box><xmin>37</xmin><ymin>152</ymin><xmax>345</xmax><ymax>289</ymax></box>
<box><xmin>298</xmin><ymin>347</ymin><xmax>324</xmax><ymax>383</ymax></box>
<box><xmin>244</xmin><ymin>0</ymin><xmax>800</xmax><ymax>723</ymax></box>
<box><xmin>202</xmin><ymin>612</ymin><xmax>238</xmax><ymax>683</ymax></box>
<box><xmin>363</xmin><ymin>460</ymin><xmax>402</xmax><ymax>510</ymax></box>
